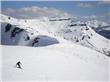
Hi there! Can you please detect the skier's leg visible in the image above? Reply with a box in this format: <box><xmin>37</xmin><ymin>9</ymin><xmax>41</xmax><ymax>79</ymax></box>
<box><xmin>17</xmin><ymin>64</ymin><xmax>20</xmax><ymax>68</ymax></box>
<box><xmin>19</xmin><ymin>64</ymin><xmax>22</xmax><ymax>69</ymax></box>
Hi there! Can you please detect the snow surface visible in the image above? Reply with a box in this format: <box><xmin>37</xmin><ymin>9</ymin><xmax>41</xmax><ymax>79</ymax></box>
<box><xmin>0</xmin><ymin>14</ymin><xmax>110</xmax><ymax>81</ymax></box>
<box><xmin>1</xmin><ymin>43</ymin><xmax>109</xmax><ymax>81</ymax></box>
<box><xmin>1</xmin><ymin>14</ymin><xmax>110</xmax><ymax>55</ymax></box>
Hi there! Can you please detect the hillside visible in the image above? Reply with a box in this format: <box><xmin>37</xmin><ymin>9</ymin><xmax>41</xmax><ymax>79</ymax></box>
<box><xmin>1</xmin><ymin>14</ymin><xmax>110</xmax><ymax>56</ymax></box>
<box><xmin>0</xmin><ymin>14</ymin><xmax>110</xmax><ymax>81</ymax></box>
<box><xmin>1</xmin><ymin>43</ymin><xmax>109</xmax><ymax>81</ymax></box>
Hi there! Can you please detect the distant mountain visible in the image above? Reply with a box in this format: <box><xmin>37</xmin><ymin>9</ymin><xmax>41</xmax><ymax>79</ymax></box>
<box><xmin>0</xmin><ymin>14</ymin><xmax>110</xmax><ymax>56</ymax></box>
<box><xmin>85</xmin><ymin>20</ymin><xmax>110</xmax><ymax>39</ymax></box>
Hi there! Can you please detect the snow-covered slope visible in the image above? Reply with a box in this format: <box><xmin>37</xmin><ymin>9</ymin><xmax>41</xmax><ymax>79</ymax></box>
<box><xmin>57</xmin><ymin>22</ymin><xmax>110</xmax><ymax>55</ymax></box>
<box><xmin>86</xmin><ymin>20</ymin><xmax>109</xmax><ymax>29</ymax></box>
<box><xmin>1</xmin><ymin>15</ymin><xmax>60</xmax><ymax>47</ymax></box>
<box><xmin>85</xmin><ymin>20</ymin><xmax>110</xmax><ymax>39</ymax></box>
<box><xmin>1</xmin><ymin>14</ymin><xmax>110</xmax><ymax>56</ymax></box>
<box><xmin>1</xmin><ymin>43</ymin><xmax>109</xmax><ymax>81</ymax></box>
<box><xmin>1</xmin><ymin>14</ymin><xmax>110</xmax><ymax>81</ymax></box>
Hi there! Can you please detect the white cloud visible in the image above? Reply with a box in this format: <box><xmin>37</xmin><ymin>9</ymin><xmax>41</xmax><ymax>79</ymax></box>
<box><xmin>2</xmin><ymin>6</ymin><xmax>72</xmax><ymax>19</ymax></box>
<box><xmin>82</xmin><ymin>15</ymin><xmax>97</xmax><ymax>19</ymax></box>
<box><xmin>77</xmin><ymin>3</ymin><xmax>95</xmax><ymax>8</ymax></box>
<box><xmin>98</xmin><ymin>0</ymin><xmax>110</xmax><ymax>4</ymax></box>
<box><xmin>105</xmin><ymin>12</ymin><xmax>110</xmax><ymax>17</ymax></box>
<box><xmin>107</xmin><ymin>12</ymin><xmax>110</xmax><ymax>16</ymax></box>
<box><xmin>80</xmin><ymin>15</ymin><xmax>109</xmax><ymax>22</ymax></box>
<box><xmin>77</xmin><ymin>1</ymin><xmax>110</xmax><ymax>8</ymax></box>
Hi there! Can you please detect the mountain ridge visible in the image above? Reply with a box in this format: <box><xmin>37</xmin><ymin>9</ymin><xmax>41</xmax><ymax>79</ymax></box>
<box><xmin>1</xmin><ymin>14</ymin><xmax>110</xmax><ymax>56</ymax></box>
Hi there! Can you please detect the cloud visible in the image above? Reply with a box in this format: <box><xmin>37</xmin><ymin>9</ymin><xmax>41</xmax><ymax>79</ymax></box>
<box><xmin>77</xmin><ymin>1</ymin><xmax>110</xmax><ymax>8</ymax></box>
<box><xmin>2</xmin><ymin>6</ymin><xmax>72</xmax><ymax>19</ymax></box>
<box><xmin>98</xmin><ymin>1</ymin><xmax>110</xmax><ymax>5</ymax></box>
<box><xmin>105</xmin><ymin>12</ymin><xmax>110</xmax><ymax>17</ymax></box>
<box><xmin>80</xmin><ymin>15</ymin><xmax>109</xmax><ymax>22</ymax></box>
<box><xmin>108</xmin><ymin>12</ymin><xmax>110</xmax><ymax>16</ymax></box>
<box><xmin>98</xmin><ymin>0</ymin><xmax>110</xmax><ymax>4</ymax></box>
<box><xmin>77</xmin><ymin>3</ymin><xmax>96</xmax><ymax>8</ymax></box>
<box><xmin>82</xmin><ymin>15</ymin><xmax>97</xmax><ymax>19</ymax></box>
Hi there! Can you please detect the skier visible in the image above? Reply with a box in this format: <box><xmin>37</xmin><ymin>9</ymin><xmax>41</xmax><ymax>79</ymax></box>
<box><xmin>16</xmin><ymin>61</ymin><xmax>22</xmax><ymax>69</ymax></box>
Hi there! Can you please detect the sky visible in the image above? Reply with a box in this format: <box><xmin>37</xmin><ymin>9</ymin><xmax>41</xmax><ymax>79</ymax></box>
<box><xmin>1</xmin><ymin>1</ymin><xmax>110</xmax><ymax>21</ymax></box>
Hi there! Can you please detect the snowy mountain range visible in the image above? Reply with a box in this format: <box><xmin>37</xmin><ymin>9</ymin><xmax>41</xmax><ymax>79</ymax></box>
<box><xmin>1</xmin><ymin>14</ymin><xmax>110</xmax><ymax>56</ymax></box>
<box><xmin>1</xmin><ymin>14</ymin><xmax>110</xmax><ymax>81</ymax></box>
